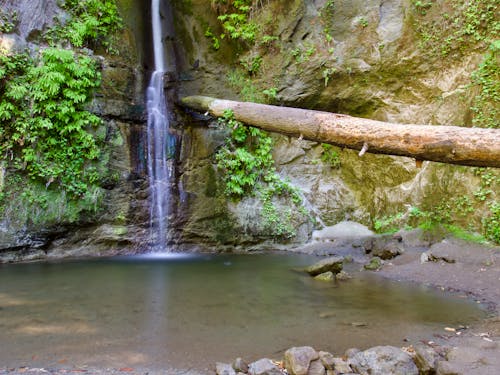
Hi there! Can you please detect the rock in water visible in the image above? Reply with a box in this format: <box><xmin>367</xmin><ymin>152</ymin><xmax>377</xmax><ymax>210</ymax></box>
<box><xmin>248</xmin><ymin>358</ymin><xmax>282</xmax><ymax>375</ymax></box>
<box><xmin>305</xmin><ymin>257</ymin><xmax>344</xmax><ymax>276</ymax></box>
<box><xmin>413</xmin><ymin>343</ymin><xmax>441</xmax><ymax>374</ymax></box>
<box><xmin>314</xmin><ymin>271</ymin><xmax>335</xmax><ymax>281</ymax></box>
<box><xmin>348</xmin><ymin>346</ymin><xmax>418</xmax><ymax>375</ymax></box>
<box><xmin>364</xmin><ymin>257</ymin><xmax>382</xmax><ymax>271</ymax></box>
<box><xmin>284</xmin><ymin>346</ymin><xmax>320</xmax><ymax>375</ymax></box>
<box><xmin>216</xmin><ymin>362</ymin><xmax>236</xmax><ymax>375</ymax></box>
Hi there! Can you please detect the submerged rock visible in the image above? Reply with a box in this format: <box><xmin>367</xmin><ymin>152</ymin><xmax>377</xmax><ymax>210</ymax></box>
<box><xmin>305</xmin><ymin>257</ymin><xmax>344</xmax><ymax>276</ymax></box>
<box><xmin>284</xmin><ymin>346</ymin><xmax>319</xmax><ymax>375</ymax></box>
<box><xmin>314</xmin><ymin>271</ymin><xmax>335</xmax><ymax>282</ymax></box>
<box><xmin>348</xmin><ymin>346</ymin><xmax>418</xmax><ymax>375</ymax></box>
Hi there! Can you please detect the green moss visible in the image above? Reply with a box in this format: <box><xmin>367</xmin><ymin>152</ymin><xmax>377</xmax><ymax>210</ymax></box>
<box><xmin>0</xmin><ymin>174</ymin><xmax>103</xmax><ymax>229</ymax></box>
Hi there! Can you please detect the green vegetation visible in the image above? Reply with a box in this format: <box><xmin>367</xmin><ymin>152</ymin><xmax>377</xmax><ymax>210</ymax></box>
<box><xmin>0</xmin><ymin>8</ymin><xmax>18</xmax><ymax>33</ymax></box>
<box><xmin>0</xmin><ymin>0</ymin><xmax>123</xmax><ymax>205</ymax></box>
<box><xmin>320</xmin><ymin>144</ymin><xmax>341</xmax><ymax>168</ymax></box>
<box><xmin>210</xmin><ymin>0</ymin><xmax>259</xmax><ymax>46</ymax></box>
<box><xmin>215</xmin><ymin>109</ymin><xmax>306</xmax><ymax>239</ymax></box>
<box><xmin>411</xmin><ymin>0</ymin><xmax>499</xmax><ymax>57</ymax></box>
<box><xmin>45</xmin><ymin>0</ymin><xmax>123</xmax><ymax>52</ymax></box>
<box><xmin>470</xmin><ymin>41</ymin><xmax>499</xmax><ymax>129</ymax></box>
<box><xmin>0</xmin><ymin>48</ymin><xmax>102</xmax><ymax>196</ymax></box>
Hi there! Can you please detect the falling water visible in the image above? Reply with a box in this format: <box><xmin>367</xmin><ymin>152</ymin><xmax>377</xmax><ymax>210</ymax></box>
<box><xmin>147</xmin><ymin>0</ymin><xmax>170</xmax><ymax>251</ymax></box>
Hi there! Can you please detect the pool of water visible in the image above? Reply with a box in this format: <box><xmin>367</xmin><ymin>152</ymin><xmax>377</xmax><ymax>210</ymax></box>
<box><xmin>0</xmin><ymin>253</ymin><xmax>485</xmax><ymax>371</ymax></box>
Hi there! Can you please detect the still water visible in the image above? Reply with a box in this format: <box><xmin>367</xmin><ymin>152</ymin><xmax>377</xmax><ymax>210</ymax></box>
<box><xmin>0</xmin><ymin>253</ymin><xmax>485</xmax><ymax>371</ymax></box>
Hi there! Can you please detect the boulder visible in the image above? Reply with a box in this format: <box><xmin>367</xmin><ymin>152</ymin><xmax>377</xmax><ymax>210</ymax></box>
<box><xmin>413</xmin><ymin>343</ymin><xmax>441</xmax><ymax>374</ymax></box>
<box><xmin>436</xmin><ymin>360</ymin><xmax>462</xmax><ymax>375</ymax></box>
<box><xmin>348</xmin><ymin>346</ymin><xmax>418</xmax><ymax>375</ymax></box>
<box><xmin>248</xmin><ymin>358</ymin><xmax>282</xmax><ymax>375</ymax></box>
<box><xmin>305</xmin><ymin>257</ymin><xmax>344</xmax><ymax>276</ymax></box>
<box><xmin>363</xmin><ymin>236</ymin><xmax>404</xmax><ymax>259</ymax></box>
<box><xmin>284</xmin><ymin>346</ymin><xmax>320</xmax><ymax>375</ymax></box>
<box><xmin>314</xmin><ymin>271</ymin><xmax>335</xmax><ymax>281</ymax></box>
<box><xmin>216</xmin><ymin>362</ymin><xmax>237</xmax><ymax>375</ymax></box>
<box><xmin>308</xmin><ymin>359</ymin><xmax>326</xmax><ymax>375</ymax></box>
<box><xmin>312</xmin><ymin>222</ymin><xmax>374</xmax><ymax>241</ymax></box>
<box><xmin>318</xmin><ymin>351</ymin><xmax>335</xmax><ymax>370</ymax></box>
<box><xmin>331</xmin><ymin>358</ymin><xmax>353</xmax><ymax>374</ymax></box>
<box><xmin>233</xmin><ymin>357</ymin><xmax>249</xmax><ymax>373</ymax></box>
<box><xmin>364</xmin><ymin>257</ymin><xmax>382</xmax><ymax>271</ymax></box>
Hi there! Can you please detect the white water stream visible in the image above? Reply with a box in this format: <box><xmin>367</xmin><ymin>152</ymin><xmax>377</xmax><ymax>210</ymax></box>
<box><xmin>146</xmin><ymin>0</ymin><xmax>171</xmax><ymax>250</ymax></box>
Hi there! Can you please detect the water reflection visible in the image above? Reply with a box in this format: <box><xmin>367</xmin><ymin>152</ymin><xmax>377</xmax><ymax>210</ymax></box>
<box><xmin>0</xmin><ymin>254</ymin><xmax>485</xmax><ymax>370</ymax></box>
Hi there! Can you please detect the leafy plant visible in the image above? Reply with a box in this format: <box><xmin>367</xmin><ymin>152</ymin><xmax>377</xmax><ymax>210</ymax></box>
<box><xmin>215</xmin><ymin>109</ymin><xmax>275</xmax><ymax>197</ymax></box>
<box><xmin>320</xmin><ymin>144</ymin><xmax>341</xmax><ymax>168</ymax></box>
<box><xmin>240</xmin><ymin>54</ymin><xmax>262</xmax><ymax>75</ymax></box>
<box><xmin>262</xmin><ymin>87</ymin><xmax>278</xmax><ymax>103</ymax></box>
<box><xmin>470</xmin><ymin>41</ymin><xmax>499</xmax><ymax>129</ymax></box>
<box><xmin>0</xmin><ymin>48</ymin><xmax>102</xmax><ymax>196</ymax></box>
<box><xmin>211</xmin><ymin>0</ymin><xmax>259</xmax><ymax>45</ymax></box>
<box><xmin>215</xmin><ymin>110</ymin><xmax>306</xmax><ymax>239</ymax></box>
<box><xmin>46</xmin><ymin>0</ymin><xmax>123</xmax><ymax>51</ymax></box>
<box><xmin>483</xmin><ymin>202</ymin><xmax>500</xmax><ymax>243</ymax></box>
<box><xmin>205</xmin><ymin>27</ymin><xmax>221</xmax><ymax>50</ymax></box>
<box><xmin>0</xmin><ymin>8</ymin><xmax>18</xmax><ymax>33</ymax></box>
<box><xmin>322</xmin><ymin>67</ymin><xmax>336</xmax><ymax>87</ymax></box>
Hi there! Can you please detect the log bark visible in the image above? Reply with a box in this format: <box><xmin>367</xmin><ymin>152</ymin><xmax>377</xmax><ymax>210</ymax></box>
<box><xmin>180</xmin><ymin>95</ymin><xmax>500</xmax><ymax>168</ymax></box>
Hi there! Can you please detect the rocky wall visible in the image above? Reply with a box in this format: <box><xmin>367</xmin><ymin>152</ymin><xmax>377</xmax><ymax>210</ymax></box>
<box><xmin>0</xmin><ymin>0</ymin><xmax>151</xmax><ymax>261</ymax></box>
<box><xmin>170</xmin><ymin>0</ymin><xmax>498</xmax><ymax>249</ymax></box>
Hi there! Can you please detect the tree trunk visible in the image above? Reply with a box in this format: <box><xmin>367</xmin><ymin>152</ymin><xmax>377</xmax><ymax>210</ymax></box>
<box><xmin>180</xmin><ymin>96</ymin><xmax>500</xmax><ymax>168</ymax></box>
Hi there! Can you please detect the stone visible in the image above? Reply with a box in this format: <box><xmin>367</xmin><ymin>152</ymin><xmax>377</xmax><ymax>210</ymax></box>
<box><xmin>314</xmin><ymin>271</ymin><xmax>335</xmax><ymax>281</ymax></box>
<box><xmin>305</xmin><ymin>257</ymin><xmax>344</xmax><ymax>276</ymax></box>
<box><xmin>312</xmin><ymin>222</ymin><xmax>374</xmax><ymax>241</ymax></box>
<box><xmin>364</xmin><ymin>257</ymin><xmax>382</xmax><ymax>271</ymax></box>
<box><xmin>436</xmin><ymin>360</ymin><xmax>461</xmax><ymax>375</ymax></box>
<box><xmin>248</xmin><ymin>358</ymin><xmax>282</xmax><ymax>375</ymax></box>
<box><xmin>348</xmin><ymin>346</ymin><xmax>418</xmax><ymax>375</ymax></box>
<box><xmin>332</xmin><ymin>358</ymin><xmax>353</xmax><ymax>374</ymax></box>
<box><xmin>335</xmin><ymin>271</ymin><xmax>351</xmax><ymax>281</ymax></box>
<box><xmin>318</xmin><ymin>351</ymin><xmax>335</xmax><ymax>370</ymax></box>
<box><xmin>307</xmin><ymin>359</ymin><xmax>325</xmax><ymax>375</ymax></box>
<box><xmin>363</xmin><ymin>235</ymin><xmax>404</xmax><ymax>259</ymax></box>
<box><xmin>284</xmin><ymin>346</ymin><xmax>319</xmax><ymax>375</ymax></box>
<box><xmin>414</xmin><ymin>343</ymin><xmax>440</xmax><ymax>374</ymax></box>
<box><xmin>372</xmin><ymin>242</ymin><xmax>404</xmax><ymax>260</ymax></box>
<box><xmin>233</xmin><ymin>358</ymin><xmax>249</xmax><ymax>373</ymax></box>
<box><xmin>344</xmin><ymin>348</ymin><xmax>361</xmax><ymax>359</ymax></box>
<box><xmin>216</xmin><ymin>362</ymin><xmax>237</xmax><ymax>375</ymax></box>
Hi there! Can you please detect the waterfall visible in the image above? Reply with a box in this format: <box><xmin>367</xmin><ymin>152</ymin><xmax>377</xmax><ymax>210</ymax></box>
<box><xmin>146</xmin><ymin>0</ymin><xmax>171</xmax><ymax>251</ymax></box>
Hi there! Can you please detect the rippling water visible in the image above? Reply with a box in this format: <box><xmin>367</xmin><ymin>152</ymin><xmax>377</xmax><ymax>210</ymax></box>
<box><xmin>0</xmin><ymin>253</ymin><xmax>485</xmax><ymax>371</ymax></box>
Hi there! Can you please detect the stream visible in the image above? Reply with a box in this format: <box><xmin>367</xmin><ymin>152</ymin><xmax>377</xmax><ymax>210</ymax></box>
<box><xmin>0</xmin><ymin>253</ymin><xmax>485</xmax><ymax>371</ymax></box>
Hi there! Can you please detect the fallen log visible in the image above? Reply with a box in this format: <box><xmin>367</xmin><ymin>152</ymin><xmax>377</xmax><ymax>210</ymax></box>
<box><xmin>180</xmin><ymin>96</ymin><xmax>500</xmax><ymax>168</ymax></box>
